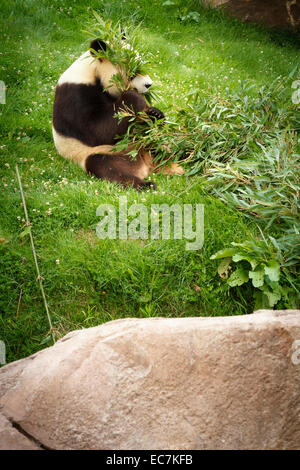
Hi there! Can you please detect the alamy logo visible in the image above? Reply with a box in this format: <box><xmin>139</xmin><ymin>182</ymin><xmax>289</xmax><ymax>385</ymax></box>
<box><xmin>0</xmin><ymin>81</ymin><xmax>6</xmax><ymax>104</ymax></box>
<box><xmin>0</xmin><ymin>341</ymin><xmax>6</xmax><ymax>365</ymax></box>
<box><xmin>96</xmin><ymin>197</ymin><xmax>204</xmax><ymax>250</ymax></box>
<box><xmin>291</xmin><ymin>340</ymin><xmax>300</xmax><ymax>365</ymax></box>
<box><xmin>291</xmin><ymin>80</ymin><xmax>300</xmax><ymax>105</ymax></box>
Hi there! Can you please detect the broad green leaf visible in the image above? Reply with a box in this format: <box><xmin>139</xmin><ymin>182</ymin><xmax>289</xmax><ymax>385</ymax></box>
<box><xmin>254</xmin><ymin>291</ymin><xmax>266</xmax><ymax>310</ymax></box>
<box><xmin>232</xmin><ymin>253</ymin><xmax>258</xmax><ymax>269</ymax></box>
<box><xmin>217</xmin><ymin>257</ymin><xmax>232</xmax><ymax>278</ymax></box>
<box><xmin>262</xmin><ymin>289</ymin><xmax>281</xmax><ymax>307</ymax></box>
<box><xmin>249</xmin><ymin>268</ymin><xmax>265</xmax><ymax>288</ymax></box>
<box><xmin>210</xmin><ymin>248</ymin><xmax>236</xmax><ymax>260</ymax></box>
<box><xmin>228</xmin><ymin>267</ymin><xmax>249</xmax><ymax>287</ymax></box>
<box><xmin>264</xmin><ymin>260</ymin><xmax>280</xmax><ymax>282</ymax></box>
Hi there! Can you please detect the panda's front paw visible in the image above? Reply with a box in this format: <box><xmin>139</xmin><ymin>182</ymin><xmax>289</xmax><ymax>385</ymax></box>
<box><xmin>147</xmin><ymin>107</ymin><xmax>165</xmax><ymax>121</ymax></box>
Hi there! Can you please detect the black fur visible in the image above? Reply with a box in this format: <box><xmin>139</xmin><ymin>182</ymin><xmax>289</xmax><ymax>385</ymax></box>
<box><xmin>53</xmin><ymin>84</ymin><xmax>149</xmax><ymax>147</ymax></box>
<box><xmin>52</xmin><ymin>42</ymin><xmax>166</xmax><ymax>189</ymax></box>
<box><xmin>90</xmin><ymin>39</ymin><xmax>107</xmax><ymax>54</ymax></box>
<box><xmin>147</xmin><ymin>106</ymin><xmax>165</xmax><ymax>121</ymax></box>
<box><xmin>85</xmin><ymin>153</ymin><xmax>156</xmax><ymax>190</ymax></box>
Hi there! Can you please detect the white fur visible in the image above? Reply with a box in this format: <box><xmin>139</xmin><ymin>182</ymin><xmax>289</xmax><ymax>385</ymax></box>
<box><xmin>131</xmin><ymin>74</ymin><xmax>152</xmax><ymax>94</ymax></box>
<box><xmin>58</xmin><ymin>51</ymin><xmax>121</xmax><ymax>96</ymax></box>
<box><xmin>52</xmin><ymin>126</ymin><xmax>154</xmax><ymax>178</ymax></box>
<box><xmin>57</xmin><ymin>51</ymin><xmax>152</xmax><ymax>96</ymax></box>
<box><xmin>54</xmin><ymin>51</ymin><xmax>154</xmax><ymax>169</ymax></box>
<box><xmin>52</xmin><ymin>127</ymin><xmax>113</xmax><ymax>169</ymax></box>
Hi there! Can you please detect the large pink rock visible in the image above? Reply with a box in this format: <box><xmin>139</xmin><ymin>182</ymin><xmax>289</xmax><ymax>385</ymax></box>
<box><xmin>0</xmin><ymin>310</ymin><xmax>300</xmax><ymax>450</ymax></box>
<box><xmin>207</xmin><ymin>0</ymin><xmax>300</xmax><ymax>31</ymax></box>
<box><xmin>0</xmin><ymin>413</ymin><xmax>40</xmax><ymax>450</ymax></box>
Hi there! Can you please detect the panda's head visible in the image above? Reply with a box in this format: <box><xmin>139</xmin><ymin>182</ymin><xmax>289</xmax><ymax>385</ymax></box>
<box><xmin>89</xmin><ymin>39</ymin><xmax>153</xmax><ymax>96</ymax></box>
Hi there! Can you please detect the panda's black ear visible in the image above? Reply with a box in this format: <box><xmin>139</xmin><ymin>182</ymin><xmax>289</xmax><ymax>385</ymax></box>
<box><xmin>90</xmin><ymin>39</ymin><xmax>107</xmax><ymax>55</ymax></box>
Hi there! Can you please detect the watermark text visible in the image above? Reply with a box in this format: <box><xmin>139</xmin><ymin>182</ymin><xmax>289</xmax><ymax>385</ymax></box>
<box><xmin>96</xmin><ymin>197</ymin><xmax>204</xmax><ymax>250</ymax></box>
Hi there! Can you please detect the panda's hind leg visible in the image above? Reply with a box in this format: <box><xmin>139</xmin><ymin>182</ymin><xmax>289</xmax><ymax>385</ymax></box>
<box><xmin>85</xmin><ymin>152</ymin><xmax>156</xmax><ymax>190</ymax></box>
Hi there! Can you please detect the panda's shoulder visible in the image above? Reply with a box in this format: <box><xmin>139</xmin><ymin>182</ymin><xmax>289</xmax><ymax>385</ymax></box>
<box><xmin>58</xmin><ymin>51</ymin><xmax>97</xmax><ymax>86</ymax></box>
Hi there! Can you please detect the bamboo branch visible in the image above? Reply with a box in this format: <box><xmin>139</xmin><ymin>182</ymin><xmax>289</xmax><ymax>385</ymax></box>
<box><xmin>15</xmin><ymin>164</ymin><xmax>55</xmax><ymax>344</ymax></box>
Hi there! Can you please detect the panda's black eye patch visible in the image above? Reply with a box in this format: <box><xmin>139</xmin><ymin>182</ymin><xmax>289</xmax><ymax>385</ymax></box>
<box><xmin>90</xmin><ymin>39</ymin><xmax>107</xmax><ymax>54</ymax></box>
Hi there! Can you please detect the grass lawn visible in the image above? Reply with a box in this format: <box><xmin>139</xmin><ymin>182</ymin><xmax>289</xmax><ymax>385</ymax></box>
<box><xmin>0</xmin><ymin>0</ymin><xmax>299</xmax><ymax>363</ymax></box>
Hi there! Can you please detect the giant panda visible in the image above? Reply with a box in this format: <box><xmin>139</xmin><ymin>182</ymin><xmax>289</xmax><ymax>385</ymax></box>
<box><xmin>52</xmin><ymin>39</ymin><xmax>184</xmax><ymax>189</ymax></box>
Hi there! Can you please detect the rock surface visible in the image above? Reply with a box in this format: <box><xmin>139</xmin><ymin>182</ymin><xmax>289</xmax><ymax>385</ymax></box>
<box><xmin>0</xmin><ymin>310</ymin><xmax>300</xmax><ymax>450</ymax></box>
<box><xmin>0</xmin><ymin>412</ymin><xmax>40</xmax><ymax>450</ymax></box>
<box><xmin>206</xmin><ymin>0</ymin><xmax>300</xmax><ymax>31</ymax></box>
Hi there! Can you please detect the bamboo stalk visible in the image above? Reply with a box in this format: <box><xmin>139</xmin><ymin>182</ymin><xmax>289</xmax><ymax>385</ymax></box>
<box><xmin>15</xmin><ymin>165</ymin><xmax>55</xmax><ymax>344</ymax></box>
<box><xmin>16</xmin><ymin>288</ymin><xmax>22</xmax><ymax>319</ymax></box>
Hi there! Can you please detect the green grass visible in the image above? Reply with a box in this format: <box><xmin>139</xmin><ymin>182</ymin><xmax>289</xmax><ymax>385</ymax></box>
<box><xmin>0</xmin><ymin>0</ymin><xmax>299</xmax><ymax>363</ymax></box>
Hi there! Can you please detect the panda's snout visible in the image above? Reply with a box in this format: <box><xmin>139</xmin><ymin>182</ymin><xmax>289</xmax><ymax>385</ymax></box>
<box><xmin>130</xmin><ymin>75</ymin><xmax>152</xmax><ymax>94</ymax></box>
